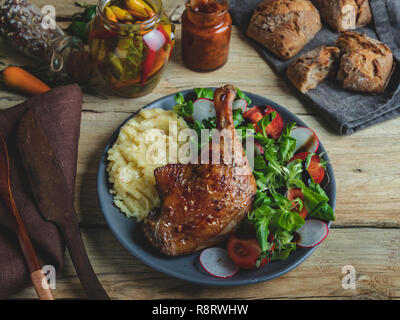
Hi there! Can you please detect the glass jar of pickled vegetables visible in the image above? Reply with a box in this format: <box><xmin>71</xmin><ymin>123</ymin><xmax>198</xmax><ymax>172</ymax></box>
<box><xmin>88</xmin><ymin>0</ymin><xmax>175</xmax><ymax>98</ymax></box>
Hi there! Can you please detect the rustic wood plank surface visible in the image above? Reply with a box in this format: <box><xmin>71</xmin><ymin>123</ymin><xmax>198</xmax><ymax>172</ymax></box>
<box><xmin>11</xmin><ymin>228</ymin><xmax>400</xmax><ymax>299</ymax></box>
<box><xmin>0</xmin><ymin>0</ymin><xmax>399</xmax><ymax>299</ymax></box>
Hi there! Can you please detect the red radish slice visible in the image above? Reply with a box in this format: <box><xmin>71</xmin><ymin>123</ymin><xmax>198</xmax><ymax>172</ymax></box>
<box><xmin>192</xmin><ymin>98</ymin><xmax>215</xmax><ymax>122</ymax></box>
<box><xmin>233</xmin><ymin>98</ymin><xmax>248</xmax><ymax>112</ymax></box>
<box><xmin>296</xmin><ymin>219</ymin><xmax>329</xmax><ymax>248</ymax></box>
<box><xmin>255</xmin><ymin>141</ymin><xmax>264</xmax><ymax>155</ymax></box>
<box><xmin>290</xmin><ymin>127</ymin><xmax>319</xmax><ymax>154</ymax></box>
<box><xmin>199</xmin><ymin>247</ymin><xmax>239</xmax><ymax>279</ymax></box>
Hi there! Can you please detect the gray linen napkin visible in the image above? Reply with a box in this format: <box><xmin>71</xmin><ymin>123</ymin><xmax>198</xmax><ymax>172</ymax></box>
<box><xmin>229</xmin><ymin>0</ymin><xmax>400</xmax><ymax>134</ymax></box>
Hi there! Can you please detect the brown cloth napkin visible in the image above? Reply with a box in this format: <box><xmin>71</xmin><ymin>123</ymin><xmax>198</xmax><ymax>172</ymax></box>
<box><xmin>0</xmin><ymin>84</ymin><xmax>83</xmax><ymax>299</ymax></box>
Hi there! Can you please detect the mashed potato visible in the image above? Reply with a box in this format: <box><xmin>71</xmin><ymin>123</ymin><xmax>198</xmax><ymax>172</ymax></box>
<box><xmin>107</xmin><ymin>108</ymin><xmax>189</xmax><ymax>221</ymax></box>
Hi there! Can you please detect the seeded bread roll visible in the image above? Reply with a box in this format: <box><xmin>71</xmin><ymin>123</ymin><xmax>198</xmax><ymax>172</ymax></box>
<box><xmin>311</xmin><ymin>0</ymin><xmax>372</xmax><ymax>31</ymax></box>
<box><xmin>287</xmin><ymin>46</ymin><xmax>341</xmax><ymax>93</ymax></box>
<box><xmin>355</xmin><ymin>0</ymin><xmax>372</xmax><ymax>27</ymax></box>
<box><xmin>335</xmin><ymin>32</ymin><xmax>394</xmax><ymax>93</ymax></box>
<box><xmin>246</xmin><ymin>0</ymin><xmax>322</xmax><ymax>60</ymax></box>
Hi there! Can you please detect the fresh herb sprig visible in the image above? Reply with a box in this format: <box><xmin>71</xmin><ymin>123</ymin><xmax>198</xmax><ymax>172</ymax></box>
<box><xmin>66</xmin><ymin>2</ymin><xmax>97</xmax><ymax>42</ymax></box>
<box><xmin>194</xmin><ymin>87</ymin><xmax>214</xmax><ymax>100</ymax></box>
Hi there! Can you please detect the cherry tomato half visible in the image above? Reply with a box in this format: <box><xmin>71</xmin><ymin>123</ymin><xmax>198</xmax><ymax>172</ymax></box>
<box><xmin>287</xmin><ymin>187</ymin><xmax>308</xmax><ymax>219</ymax></box>
<box><xmin>243</xmin><ymin>105</ymin><xmax>284</xmax><ymax>139</ymax></box>
<box><xmin>290</xmin><ymin>152</ymin><xmax>325</xmax><ymax>184</ymax></box>
<box><xmin>227</xmin><ymin>233</ymin><xmax>275</xmax><ymax>270</ymax></box>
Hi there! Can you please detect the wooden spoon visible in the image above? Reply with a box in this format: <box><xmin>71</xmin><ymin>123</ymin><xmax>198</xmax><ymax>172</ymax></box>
<box><xmin>0</xmin><ymin>133</ymin><xmax>54</xmax><ymax>300</ymax></box>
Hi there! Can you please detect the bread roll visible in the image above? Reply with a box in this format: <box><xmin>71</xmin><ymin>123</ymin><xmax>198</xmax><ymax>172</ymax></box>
<box><xmin>246</xmin><ymin>0</ymin><xmax>322</xmax><ymax>60</ymax></box>
<box><xmin>287</xmin><ymin>46</ymin><xmax>341</xmax><ymax>93</ymax></box>
<box><xmin>335</xmin><ymin>32</ymin><xmax>394</xmax><ymax>93</ymax></box>
<box><xmin>356</xmin><ymin>0</ymin><xmax>372</xmax><ymax>27</ymax></box>
<box><xmin>312</xmin><ymin>0</ymin><xmax>372</xmax><ymax>31</ymax></box>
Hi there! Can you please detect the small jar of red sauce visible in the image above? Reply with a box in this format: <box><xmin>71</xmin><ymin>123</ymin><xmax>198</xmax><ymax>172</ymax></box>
<box><xmin>181</xmin><ymin>0</ymin><xmax>232</xmax><ymax>71</ymax></box>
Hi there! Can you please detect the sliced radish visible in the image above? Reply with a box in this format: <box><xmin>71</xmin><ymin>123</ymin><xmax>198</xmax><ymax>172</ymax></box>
<box><xmin>233</xmin><ymin>98</ymin><xmax>248</xmax><ymax>113</ymax></box>
<box><xmin>255</xmin><ymin>141</ymin><xmax>264</xmax><ymax>155</ymax></box>
<box><xmin>291</xmin><ymin>127</ymin><xmax>319</xmax><ymax>154</ymax></box>
<box><xmin>296</xmin><ymin>219</ymin><xmax>329</xmax><ymax>248</ymax></box>
<box><xmin>192</xmin><ymin>98</ymin><xmax>215</xmax><ymax>122</ymax></box>
<box><xmin>199</xmin><ymin>247</ymin><xmax>239</xmax><ymax>279</ymax></box>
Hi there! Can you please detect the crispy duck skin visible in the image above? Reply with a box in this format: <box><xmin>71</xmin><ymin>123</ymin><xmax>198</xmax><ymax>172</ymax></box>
<box><xmin>143</xmin><ymin>85</ymin><xmax>257</xmax><ymax>256</ymax></box>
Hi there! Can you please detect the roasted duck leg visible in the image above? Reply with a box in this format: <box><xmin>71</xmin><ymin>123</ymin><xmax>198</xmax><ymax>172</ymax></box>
<box><xmin>143</xmin><ymin>85</ymin><xmax>257</xmax><ymax>256</ymax></box>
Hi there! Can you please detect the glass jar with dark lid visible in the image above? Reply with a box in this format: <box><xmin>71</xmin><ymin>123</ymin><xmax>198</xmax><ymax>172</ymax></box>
<box><xmin>181</xmin><ymin>0</ymin><xmax>232</xmax><ymax>72</ymax></box>
<box><xmin>0</xmin><ymin>0</ymin><xmax>84</xmax><ymax>72</ymax></box>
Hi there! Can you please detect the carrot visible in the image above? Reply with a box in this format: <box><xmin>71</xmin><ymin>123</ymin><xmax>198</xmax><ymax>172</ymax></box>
<box><xmin>1</xmin><ymin>66</ymin><xmax>51</xmax><ymax>96</ymax></box>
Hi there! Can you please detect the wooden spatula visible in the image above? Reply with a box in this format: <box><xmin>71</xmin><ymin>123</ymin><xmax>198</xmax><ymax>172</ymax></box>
<box><xmin>17</xmin><ymin>108</ymin><xmax>109</xmax><ymax>300</ymax></box>
<box><xmin>0</xmin><ymin>133</ymin><xmax>54</xmax><ymax>300</ymax></box>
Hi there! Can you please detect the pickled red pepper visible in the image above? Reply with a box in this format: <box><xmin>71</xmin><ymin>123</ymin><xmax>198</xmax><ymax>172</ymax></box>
<box><xmin>141</xmin><ymin>45</ymin><xmax>156</xmax><ymax>87</ymax></box>
<box><xmin>141</xmin><ymin>25</ymin><xmax>171</xmax><ymax>86</ymax></box>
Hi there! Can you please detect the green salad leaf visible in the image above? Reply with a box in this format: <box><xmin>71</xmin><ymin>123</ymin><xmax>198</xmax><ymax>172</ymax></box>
<box><xmin>257</xmin><ymin>112</ymin><xmax>276</xmax><ymax>138</ymax></box>
<box><xmin>174</xmin><ymin>92</ymin><xmax>185</xmax><ymax>105</ymax></box>
<box><xmin>194</xmin><ymin>88</ymin><xmax>214</xmax><ymax>100</ymax></box>
<box><xmin>271</xmin><ymin>230</ymin><xmax>297</xmax><ymax>261</ymax></box>
<box><xmin>244</xmin><ymin>119</ymin><xmax>334</xmax><ymax>261</ymax></box>
<box><xmin>306</xmin><ymin>182</ymin><xmax>335</xmax><ymax>221</ymax></box>
<box><xmin>172</xmin><ymin>87</ymin><xmax>335</xmax><ymax>263</ymax></box>
<box><xmin>236</xmin><ymin>87</ymin><xmax>252</xmax><ymax>105</ymax></box>
<box><xmin>233</xmin><ymin>108</ymin><xmax>244</xmax><ymax>127</ymax></box>
<box><xmin>174</xmin><ymin>93</ymin><xmax>194</xmax><ymax>118</ymax></box>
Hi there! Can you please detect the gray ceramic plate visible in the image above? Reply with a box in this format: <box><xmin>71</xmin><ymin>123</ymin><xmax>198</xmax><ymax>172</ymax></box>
<box><xmin>97</xmin><ymin>89</ymin><xmax>336</xmax><ymax>286</ymax></box>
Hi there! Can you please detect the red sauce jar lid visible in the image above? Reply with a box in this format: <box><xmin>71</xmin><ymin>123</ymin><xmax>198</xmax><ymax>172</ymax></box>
<box><xmin>189</xmin><ymin>0</ymin><xmax>227</xmax><ymax>14</ymax></box>
<box><xmin>185</xmin><ymin>0</ymin><xmax>228</xmax><ymax>26</ymax></box>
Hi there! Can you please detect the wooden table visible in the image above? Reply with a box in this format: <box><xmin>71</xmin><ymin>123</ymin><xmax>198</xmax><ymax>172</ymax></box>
<box><xmin>2</xmin><ymin>0</ymin><xmax>399</xmax><ymax>300</ymax></box>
